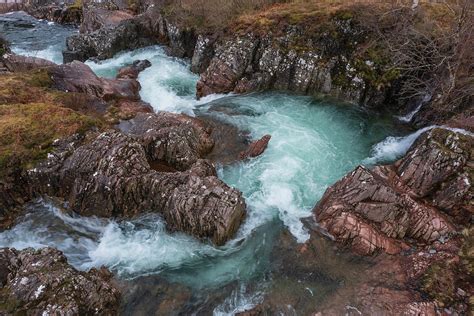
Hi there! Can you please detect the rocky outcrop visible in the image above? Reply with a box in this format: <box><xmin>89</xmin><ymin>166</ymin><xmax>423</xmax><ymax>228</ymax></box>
<box><xmin>1</xmin><ymin>53</ymin><xmax>55</xmax><ymax>72</ymax></box>
<box><xmin>195</xmin><ymin>22</ymin><xmax>386</xmax><ymax>107</ymax></box>
<box><xmin>239</xmin><ymin>134</ymin><xmax>271</xmax><ymax>160</ymax></box>
<box><xmin>63</xmin><ymin>6</ymin><xmax>197</xmax><ymax>62</ymax></box>
<box><xmin>26</xmin><ymin>4</ymin><xmax>83</xmax><ymax>25</ymax></box>
<box><xmin>48</xmin><ymin>60</ymin><xmax>141</xmax><ymax>101</ymax></box>
<box><xmin>0</xmin><ymin>247</ymin><xmax>120</xmax><ymax>315</ymax></box>
<box><xmin>0</xmin><ymin>36</ymin><xmax>10</xmax><ymax>56</ymax></box>
<box><xmin>29</xmin><ymin>112</ymin><xmax>246</xmax><ymax>245</ymax></box>
<box><xmin>80</xmin><ymin>6</ymin><xmax>134</xmax><ymax>33</ymax></box>
<box><xmin>116</xmin><ymin>59</ymin><xmax>151</xmax><ymax>79</ymax></box>
<box><xmin>0</xmin><ymin>168</ymin><xmax>31</xmax><ymax>230</ymax></box>
<box><xmin>314</xmin><ymin>128</ymin><xmax>473</xmax><ymax>255</ymax></box>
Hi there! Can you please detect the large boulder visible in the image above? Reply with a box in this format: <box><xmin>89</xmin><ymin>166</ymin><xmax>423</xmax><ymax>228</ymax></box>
<box><xmin>1</xmin><ymin>53</ymin><xmax>55</xmax><ymax>72</ymax></box>
<box><xmin>29</xmin><ymin>112</ymin><xmax>246</xmax><ymax>245</ymax></box>
<box><xmin>0</xmin><ymin>247</ymin><xmax>120</xmax><ymax>315</ymax></box>
<box><xmin>27</xmin><ymin>4</ymin><xmax>83</xmax><ymax>25</ymax></box>
<box><xmin>63</xmin><ymin>7</ymin><xmax>197</xmax><ymax>62</ymax></box>
<box><xmin>314</xmin><ymin>128</ymin><xmax>472</xmax><ymax>255</ymax></box>
<box><xmin>48</xmin><ymin>61</ymin><xmax>141</xmax><ymax>101</ymax></box>
<box><xmin>80</xmin><ymin>7</ymin><xmax>134</xmax><ymax>33</ymax></box>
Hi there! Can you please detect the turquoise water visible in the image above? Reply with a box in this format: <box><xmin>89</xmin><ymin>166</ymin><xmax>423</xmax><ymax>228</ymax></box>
<box><xmin>0</xmin><ymin>14</ymin><xmax>415</xmax><ymax>314</ymax></box>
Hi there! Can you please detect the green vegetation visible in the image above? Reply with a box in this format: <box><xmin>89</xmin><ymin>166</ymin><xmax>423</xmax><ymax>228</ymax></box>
<box><xmin>0</xmin><ymin>71</ymin><xmax>101</xmax><ymax>177</ymax></box>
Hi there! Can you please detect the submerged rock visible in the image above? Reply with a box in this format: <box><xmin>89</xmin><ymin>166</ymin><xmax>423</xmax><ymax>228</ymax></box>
<box><xmin>0</xmin><ymin>247</ymin><xmax>120</xmax><ymax>314</ymax></box>
<box><xmin>239</xmin><ymin>134</ymin><xmax>271</xmax><ymax>160</ymax></box>
<box><xmin>116</xmin><ymin>59</ymin><xmax>151</xmax><ymax>79</ymax></box>
<box><xmin>314</xmin><ymin>128</ymin><xmax>473</xmax><ymax>255</ymax></box>
<box><xmin>29</xmin><ymin>112</ymin><xmax>246</xmax><ymax>245</ymax></box>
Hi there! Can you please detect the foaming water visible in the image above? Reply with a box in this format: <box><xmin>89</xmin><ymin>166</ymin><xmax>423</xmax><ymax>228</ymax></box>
<box><xmin>0</xmin><ymin>11</ymin><xmax>75</xmax><ymax>64</ymax></box>
<box><xmin>86</xmin><ymin>46</ymin><xmax>226</xmax><ymax>115</ymax></box>
<box><xmin>364</xmin><ymin>125</ymin><xmax>474</xmax><ymax>164</ymax></box>
<box><xmin>0</xmin><ymin>17</ymin><xmax>425</xmax><ymax>314</ymax></box>
<box><xmin>199</xmin><ymin>94</ymin><xmax>395</xmax><ymax>242</ymax></box>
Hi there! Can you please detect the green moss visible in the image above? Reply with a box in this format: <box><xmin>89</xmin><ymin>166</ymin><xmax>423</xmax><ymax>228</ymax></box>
<box><xmin>69</xmin><ymin>0</ymin><xmax>82</xmax><ymax>10</ymax></box>
<box><xmin>26</xmin><ymin>69</ymin><xmax>53</xmax><ymax>88</ymax></box>
<box><xmin>0</xmin><ymin>103</ymin><xmax>100</xmax><ymax>175</ymax></box>
<box><xmin>421</xmin><ymin>262</ymin><xmax>456</xmax><ymax>306</ymax></box>
<box><xmin>334</xmin><ymin>10</ymin><xmax>353</xmax><ymax>21</ymax></box>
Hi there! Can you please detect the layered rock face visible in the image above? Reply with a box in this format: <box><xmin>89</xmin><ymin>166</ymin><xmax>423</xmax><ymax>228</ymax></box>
<box><xmin>19</xmin><ymin>0</ymin><xmax>83</xmax><ymax>26</ymax></box>
<box><xmin>314</xmin><ymin>128</ymin><xmax>473</xmax><ymax>255</ymax></box>
<box><xmin>195</xmin><ymin>21</ymin><xmax>388</xmax><ymax>107</ymax></box>
<box><xmin>63</xmin><ymin>6</ymin><xmax>197</xmax><ymax>62</ymax></box>
<box><xmin>29</xmin><ymin>112</ymin><xmax>246</xmax><ymax>245</ymax></box>
<box><xmin>0</xmin><ymin>247</ymin><xmax>120</xmax><ymax>315</ymax></box>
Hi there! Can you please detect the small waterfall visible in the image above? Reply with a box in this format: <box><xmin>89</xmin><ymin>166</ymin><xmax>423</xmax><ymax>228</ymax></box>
<box><xmin>396</xmin><ymin>94</ymin><xmax>432</xmax><ymax>123</ymax></box>
<box><xmin>364</xmin><ymin>125</ymin><xmax>474</xmax><ymax>164</ymax></box>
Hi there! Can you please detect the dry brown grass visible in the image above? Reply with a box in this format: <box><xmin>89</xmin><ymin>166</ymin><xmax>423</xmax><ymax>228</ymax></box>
<box><xmin>161</xmin><ymin>0</ymin><xmax>464</xmax><ymax>32</ymax></box>
<box><xmin>0</xmin><ymin>71</ymin><xmax>101</xmax><ymax>175</ymax></box>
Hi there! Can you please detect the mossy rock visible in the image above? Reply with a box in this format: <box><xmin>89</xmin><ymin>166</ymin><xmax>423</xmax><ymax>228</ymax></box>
<box><xmin>0</xmin><ymin>103</ymin><xmax>100</xmax><ymax>175</ymax></box>
<box><xmin>0</xmin><ymin>71</ymin><xmax>102</xmax><ymax>178</ymax></box>
<box><xmin>421</xmin><ymin>262</ymin><xmax>456</xmax><ymax>306</ymax></box>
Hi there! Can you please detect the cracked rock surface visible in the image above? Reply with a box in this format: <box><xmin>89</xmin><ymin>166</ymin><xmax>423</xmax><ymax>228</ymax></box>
<box><xmin>29</xmin><ymin>112</ymin><xmax>246</xmax><ymax>245</ymax></box>
<box><xmin>314</xmin><ymin>128</ymin><xmax>473</xmax><ymax>255</ymax></box>
<box><xmin>0</xmin><ymin>247</ymin><xmax>120</xmax><ymax>315</ymax></box>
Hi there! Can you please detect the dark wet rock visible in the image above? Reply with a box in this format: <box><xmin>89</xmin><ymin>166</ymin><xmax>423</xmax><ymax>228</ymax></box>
<box><xmin>0</xmin><ymin>36</ymin><xmax>10</xmax><ymax>56</ymax></box>
<box><xmin>242</xmin><ymin>226</ymin><xmax>470</xmax><ymax>315</ymax></box>
<box><xmin>314</xmin><ymin>128</ymin><xmax>472</xmax><ymax>256</ymax></box>
<box><xmin>63</xmin><ymin>18</ymin><xmax>154</xmax><ymax>62</ymax></box>
<box><xmin>27</xmin><ymin>4</ymin><xmax>83</xmax><ymax>25</ymax></box>
<box><xmin>1</xmin><ymin>53</ymin><xmax>56</xmax><ymax>72</ymax></box>
<box><xmin>197</xmin><ymin>115</ymin><xmax>250</xmax><ymax>165</ymax></box>
<box><xmin>29</xmin><ymin>112</ymin><xmax>246</xmax><ymax>245</ymax></box>
<box><xmin>0</xmin><ymin>247</ymin><xmax>120</xmax><ymax>315</ymax></box>
<box><xmin>0</xmin><ymin>168</ymin><xmax>31</xmax><ymax>230</ymax></box>
<box><xmin>116</xmin><ymin>59</ymin><xmax>151</xmax><ymax>79</ymax></box>
<box><xmin>191</xmin><ymin>34</ymin><xmax>216</xmax><ymax>74</ymax></box>
<box><xmin>120</xmin><ymin>275</ymin><xmax>192</xmax><ymax>315</ymax></box>
<box><xmin>120</xmin><ymin>112</ymin><xmax>214</xmax><ymax>169</ymax></box>
<box><xmin>196</xmin><ymin>28</ymin><xmax>383</xmax><ymax>107</ymax></box>
<box><xmin>239</xmin><ymin>226</ymin><xmax>369</xmax><ymax>315</ymax></box>
<box><xmin>239</xmin><ymin>135</ymin><xmax>271</xmax><ymax>160</ymax></box>
<box><xmin>63</xmin><ymin>7</ymin><xmax>197</xmax><ymax>62</ymax></box>
<box><xmin>81</xmin><ymin>7</ymin><xmax>134</xmax><ymax>33</ymax></box>
<box><xmin>48</xmin><ymin>61</ymin><xmax>141</xmax><ymax>101</ymax></box>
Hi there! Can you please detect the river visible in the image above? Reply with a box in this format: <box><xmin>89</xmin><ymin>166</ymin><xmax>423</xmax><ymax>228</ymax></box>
<box><xmin>0</xmin><ymin>11</ymin><xmax>420</xmax><ymax>314</ymax></box>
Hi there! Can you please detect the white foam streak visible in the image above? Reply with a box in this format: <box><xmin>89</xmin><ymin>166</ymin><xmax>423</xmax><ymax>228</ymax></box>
<box><xmin>87</xmin><ymin>216</ymin><xmax>216</xmax><ymax>275</ymax></box>
<box><xmin>213</xmin><ymin>285</ymin><xmax>263</xmax><ymax>316</ymax></box>
<box><xmin>396</xmin><ymin>94</ymin><xmax>431</xmax><ymax>123</ymax></box>
<box><xmin>364</xmin><ymin>125</ymin><xmax>474</xmax><ymax>164</ymax></box>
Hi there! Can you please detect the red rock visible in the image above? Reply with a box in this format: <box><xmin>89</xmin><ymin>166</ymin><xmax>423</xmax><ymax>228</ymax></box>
<box><xmin>1</xmin><ymin>54</ymin><xmax>55</xmax><ymax>72</ymax></box>
<box><xmin>239</xmin><ymin>134</ymin><xmax>271</xmax><ymax>159</ymax></box>
<box><xmin>80</xmin><ymin>7</ymin><xmax>134</xmax><ymax>33</ymax></box>
<box><xmin>48</xmin><ymin>61</ymin><xmax>141</xmax><ymax>101</ymax></box>
<box><xmin>313</xmin><ymin>128</ymin><xmax>471</xmax><ymax>256</ymax></box>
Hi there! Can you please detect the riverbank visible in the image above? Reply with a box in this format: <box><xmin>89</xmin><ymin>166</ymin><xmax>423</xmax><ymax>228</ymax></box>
<box><xmin>0</xmin><ymin>1</ymin><xmax>473</xmax><ymax>314</ymax></box>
